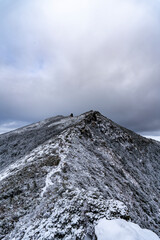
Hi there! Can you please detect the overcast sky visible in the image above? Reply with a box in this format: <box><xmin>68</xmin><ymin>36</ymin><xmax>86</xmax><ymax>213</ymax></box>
<box><xmin>0</xmin><ymin>0</ymin><xmax>160</xmax><ymax>139</ymax></box>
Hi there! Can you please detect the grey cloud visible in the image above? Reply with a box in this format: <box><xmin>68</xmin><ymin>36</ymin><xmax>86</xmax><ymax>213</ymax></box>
<box><xmin>0</xmin><ymin>120</ymin><xmax>28</xmax><ymax>134</ymax></box>
<box><xmin>0</xmin><ymin>0</ymin><xmax>160</xmax><ymax>135</ymax></box>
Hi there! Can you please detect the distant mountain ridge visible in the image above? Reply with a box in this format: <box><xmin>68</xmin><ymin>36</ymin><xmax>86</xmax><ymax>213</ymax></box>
<box><xmin>0</xmin><ymin>111</ymin><xmax>160</xmax><ymax>239</ymax></box>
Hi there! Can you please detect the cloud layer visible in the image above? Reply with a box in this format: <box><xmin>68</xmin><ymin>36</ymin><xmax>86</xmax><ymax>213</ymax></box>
<box><xmin>0</xmin><ymin>0</ymin><xmax>160</xmax><ymax>134</ymax></box>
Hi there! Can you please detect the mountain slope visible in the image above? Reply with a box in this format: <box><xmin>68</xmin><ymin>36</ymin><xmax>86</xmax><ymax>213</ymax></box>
<box><xmin>0</xmin><ymin>111</ymin><xmax>160</xmax><ymax>239</ymax></box>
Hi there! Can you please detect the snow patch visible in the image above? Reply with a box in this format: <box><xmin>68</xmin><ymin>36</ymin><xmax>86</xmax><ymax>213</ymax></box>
<box><xmin>40</xmin><ymin>134</ymin><xmax>69</xmax><ymax>197</ymax></box>
<box><xmin>95</xmin><ymin>218</ymin><xmax>160</xmax><ymax>240</ymax></box>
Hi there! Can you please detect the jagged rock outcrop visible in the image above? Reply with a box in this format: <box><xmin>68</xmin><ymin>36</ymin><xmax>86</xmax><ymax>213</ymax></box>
<box><xmin>0</xmin><ymin>111</ymin><xmax>160</xmax><ymax>239</ymax></box>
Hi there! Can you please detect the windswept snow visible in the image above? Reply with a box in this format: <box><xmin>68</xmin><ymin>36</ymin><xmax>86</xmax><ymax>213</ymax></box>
<box><xmin>41</xmin><ymin>134</ymin><xmax>70</xmax><ymax>197</ymax></box>
<box><xmin>95</xmin><ymin>218</ymin><xmax>160</xmax><ymax>240</ymax></box>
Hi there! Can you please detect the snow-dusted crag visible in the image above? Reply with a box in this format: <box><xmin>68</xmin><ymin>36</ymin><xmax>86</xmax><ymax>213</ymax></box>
<box><xmin>0</xmin><ymin>111</ymin><xmax>160</xmax><ymax>239</ymax></box>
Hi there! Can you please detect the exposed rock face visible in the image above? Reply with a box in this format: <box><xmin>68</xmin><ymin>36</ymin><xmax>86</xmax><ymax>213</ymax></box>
<box><xmin>0</xmin><ymin>111</ymin><xmax>160</xmax><ymax>239</ymax></box>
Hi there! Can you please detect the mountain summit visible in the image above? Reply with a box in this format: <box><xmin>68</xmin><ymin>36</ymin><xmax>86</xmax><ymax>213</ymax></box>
<box><xmin>0</xmin><ymin>111</ymin><xmax>160</xmax><ymax>239</ymax></box>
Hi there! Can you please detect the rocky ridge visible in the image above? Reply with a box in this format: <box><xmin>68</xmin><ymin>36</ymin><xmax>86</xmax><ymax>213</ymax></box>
<box><xmin>0</xmin><ymin>111</ymin><xmax>160</xmax><ymax>239</ymax></box>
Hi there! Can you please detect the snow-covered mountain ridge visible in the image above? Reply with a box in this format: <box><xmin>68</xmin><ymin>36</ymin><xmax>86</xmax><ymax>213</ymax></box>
<box><xmin>0</xmin><ymin>111</ymin><xmax>160</xmax><ymax>239</ymax></box>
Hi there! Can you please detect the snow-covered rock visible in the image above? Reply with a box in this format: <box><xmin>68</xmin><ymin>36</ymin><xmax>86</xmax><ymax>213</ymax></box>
<box><xmin>0</xmin><ymin>111</ymin><xmax>160</xmax><ymax>239</ymax></box>
<box><xmin>95</xmin><ymin>218</ymin><xmax>160</xmax><ymax>240</ymax></box>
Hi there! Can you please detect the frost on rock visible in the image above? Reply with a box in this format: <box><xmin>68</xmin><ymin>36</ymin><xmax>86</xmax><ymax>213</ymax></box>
<box><xmin>0</xmin><ymin>111</ymin><xmax>160</xmax><ymax>239</ymax></box>
<box><xmin>95</xmin><ymin>218</ymin><xmax>160</xmax><ymax>240</ymax></box>
<box><xmin>105</xmin><ymin>200</ymin><xmax>129</xmax><ymax>220</ymax></box>
<box><xmin>4</xmin><ymin>189</ymin><xmax>129</xmax><ymax>240</ymax></box>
